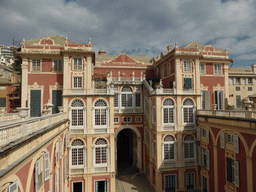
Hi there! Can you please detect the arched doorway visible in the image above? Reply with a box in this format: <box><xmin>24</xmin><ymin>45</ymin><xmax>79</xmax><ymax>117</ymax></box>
<box><xmin>115</xmin><ymin>126</ymin><xmax>142</xmax><ymax>175</ymax></box>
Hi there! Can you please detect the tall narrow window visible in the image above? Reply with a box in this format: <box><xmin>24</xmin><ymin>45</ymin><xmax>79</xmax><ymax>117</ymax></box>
<box><xmin>94</xmin><ymin>100</ymin><xmax>107</xmax><ymax>126</ymax></box>
<box><xmin>74</xmin><ymin>58</ymin><xmax>82</xmax><ymax>70</ymax></box>
<box><xmin>236</xmin><ymin>95</ymin><xmax>241</xmax><ymax>108</ymax></box>
<box><xmin>95</xmin><ymin>138</ymin><xmax>108</xmax><ymax>165</ymax></box>
<box><xmin>163</xmin><ymin>135</ymin><xmax>175</xmax><ymax>160</ymax></box>
<box><xmin>184</xmin><ymin>134</ymin><xmax>195</xmax><ymax>159</ymax></box>
<box><xmin>114</xmin><ymin>94</ymin><xmax>119</xmax><ymax>107</ymax></box>
<box><xmin>53</xmin><ymin>60</ymin><xmax>62</xmax><ymax>72</ymax></box>
<box><xmin>226</xmin><ymin>157</ymin><xmax>239</xmax><ymax>187</ymax></box>
<box><xmin>186</xmin><ymin>173</ymin><xmax>195</xmax><ymax>190</ymax></box>
<box><xmin>202</xmin><ymin>176</ymin><xmax>207</xmax><ymax>192</ymax></box>
<box><xmin>71</xmin><ymin>99</ymin><xmax>84</xmax><ymax>127</ymax></box>
<box><xmin>163</xmin><ymin>98</ymin><xmax>175</xmax><ymax>124</ymax></box>
<box><xmin>201</xmin><ymin>91</ymin><xmax>206</xmax><ymax>109</ymax></box>
<box><xmin>200</xmin><ymin>63</ymin><xmax>205</xmax><ymax>74</ymax></box>
<box><xmin>184</xmin><ymin>61</ymin><xmax>191</xmax><ymax>72</ymax></box>
<box><xmin>214</xmin><ymin>91</ymin><xmax>223</xmax><ymax>110</ymax></box>
<box><xmin>73</xmin><ymin>77</ymin><xmax>82</xmax><ymax>88</ymax></box>
<box><xmin>184</xmin><ymin>78</ymin><xmax>192</xmax><ymax>90</ymax></box>
<box><xmin>164</xmin><ymin>175</ymin><xmax>176</xmax><ymax>191</ymax></box>
<box><xmin>71</xmin><ymin>139</ymin><xmax>84</xmax><ymax>166</ymax></box>
<box><xmin>214</xmin><ymin>64</ymin><xmax>221</xmax><ymax>75</ymax></box>
<box><xmin>95</xmin><ymin>180</ymin><xmax>108</xmax><ymax>192</ymax></box>
<box><xmin>32</xmin><ymin>59</ymin><xmax>40</xmax><ymax>71</ymax></box>
<box><xmin>183</xmin><ymin>98</ymin><xmax>194</xmax><ymax>123</ymax></box>
<box><xmin>121</xmin><ymin>86</ymin><xmax>133</xmax><ymax>107</ymax></box>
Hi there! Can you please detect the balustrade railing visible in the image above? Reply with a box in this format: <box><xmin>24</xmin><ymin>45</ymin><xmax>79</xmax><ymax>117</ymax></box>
<box><xmin>0</xmin><ymin>112</ymin><xmax>68</xmax><ymax>148</ymax></box>
<box><xmin>198</xmin><ymin>109</ymin><xmax>256</xmax><ymax>119</ymax></box>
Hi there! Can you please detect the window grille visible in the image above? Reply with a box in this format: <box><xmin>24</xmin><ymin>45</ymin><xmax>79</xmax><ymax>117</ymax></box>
<box><xmin>74</xmin><ymin>58</ymin><xmax>82</xmax><ymax>70</ymax></box>
<box><xmin>95</xmin><ymin>138</ymin><xmax>107</xmax><ymax>164</ymax></box>
<box><xmin>184</xmin><ymin>61</ymin><xmax>191</xmax><ymax>72</ymax></box>
<box><xmin>183</xmin><ymin>98</ymin><xmax>194</xmax><ymax>123</ymax></box>
<box><xmin>32</xmin><ymin>59</ymin><xmax>40</xmax><ymax>71</ymax></box>
<box><xmin>71</xmin><ymin>139</ymin><xmax>84</xmax><ymax>166</ymax></box>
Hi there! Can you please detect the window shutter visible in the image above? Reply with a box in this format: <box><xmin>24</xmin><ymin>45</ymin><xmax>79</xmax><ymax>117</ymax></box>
<box><xmin>8</xmin><ymin>181</ymin><xmax>18</xmax><ymax>192</ymax></box>
<box><xmin>234</xmin><ymin>134</ymin><xmax>239</xmax><ymax>154</ymax></box>
<box><xmin>55</xmin><ymin>142</ymin><xmax>58</xmax><ymax>165</ymax></box>
<box><xmin>67</xmin><ymin>132</ymin><xmax>70</xmax><ymax>148</ymax></box>
<box><xmin>59</xmin><ymin>139</ymin><xmax>62</xmax><ymax>158</ymax></box>
<box><xmin>233</xmin><ymin>78</ymin><xmax>236</xmax><ymax>85</ymax></box>
<box><xmin>229</xmin><ymin>78</ymin><xmax>232</xmax><ymax>85</ymax></box>
<box><xmin>220</xmin><ymin>132</ymin><xmax>225</xmax><ymax>149</ymax></box>
<box><xmin>174</xmin><ymin>142</ymin><xmax>177</xmax><ymax>162</ymax></box>
<box><xmin>54</xmin><ymin>173</ymin><xmax>57</xmax><ymax>192</ymax></box>
<box><xmin>198</xmin><ymin>146</ymin><xmax>201</xmax><ymax>166</ymax></box>
<box><xmin>95</xmin><ymin>181</ymin><xmax>98</xmax><ymax>192</ymax></box>
<box><xmin>44</xmin><ymin>152</ymin><xmax>50</xmax><ymax>181</ymax></box>
<box><xmin>205</xmin><ymin>91</ymin><xmax>210</xmax><ymax>110</ymax></box>
<box><xmin>206</xmin><ymin>129</ymin><xmax>209</xmax><ymax>144</ymax></box>
<box><xmin>240</xmin><ymin>78</ymin><xmax>243</xmax><ymax>85</ymax></box>
<box><xmin>252</xmin><ymin>78</ymin><xmax>255</xmax><ymax>85</ymax></box>
<box><xmin>197</xmin><ymin>127</ymin><xmax>201</xmax><ymax>141</ymax></box>
<box><xmin>206</xmin><ymin>149</ymin><xmax>210</xmax><ymax>171</ymax></box>
<box><xmin>245</xmin><ymin>78</ymin><xmax>248</xmax><ymax>85</ymax></box>
<box><xmin>234</xmin><ymin>160</ymin><xmax>240</xmax><ymax>187</ymax></box>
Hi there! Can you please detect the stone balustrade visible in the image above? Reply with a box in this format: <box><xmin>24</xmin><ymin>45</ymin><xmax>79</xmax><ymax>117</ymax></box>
<box><xmin>197</xmin><ymin>109</ymin><xmax>256</xmax><ymax>119</ymax></box>
<box><xmin>0</xmin><ymin>112</ymin><xmax>68</xmax><ymax>148</ymax></box>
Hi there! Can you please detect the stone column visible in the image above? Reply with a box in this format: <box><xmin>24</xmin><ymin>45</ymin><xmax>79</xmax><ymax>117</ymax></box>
<box><xmin>224</xmin><ymin>63</ymin><xmax>229</xmax><ymax>109</ymax></box>
<box><xmin>21</xmin><ymin>58</ymin><xmax>28</xmax><ymax>108</ymax></box>
<box><xmin>246</xmin><ymin>156</ymin><xmax>253</xmax><ymax>192</ymax></box>
<box><xmin>175</xmin><ymin>58</ymin><xmax>182</xmax><ymax>94</ymax></box>
<box><xmin>86</xmin><ymin>55</ymin><xmax>92</xmax><ymax>89</ymax></box>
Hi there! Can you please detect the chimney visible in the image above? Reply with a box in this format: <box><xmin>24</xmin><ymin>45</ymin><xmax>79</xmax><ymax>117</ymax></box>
<box><xmin>252</xmin><ymin>64</ymin><xmax>256</xmax><ymax>74</ymax></box>
<box><xmin>167</xmin><ymin>45</ymin><xmax>172</xmax><ymax>52</ymax></box>
<box><xmin>98</xmin><ymin>48</ymin><xmax>106</xmax><ymax>55</ymax></box>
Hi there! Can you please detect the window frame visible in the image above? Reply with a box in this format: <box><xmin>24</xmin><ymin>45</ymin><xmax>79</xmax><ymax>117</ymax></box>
<box><xmin>121</xmin><ymin>86</ymin><xmax>133</xmax><ymax>108</ymax></box>
<box><xmin>53</xmin><ymin>60</ymin><xmax>62</xmax><ymax>72</ymax></box>
<box><xmin>183</xmin><ymin>135</ymin><xmax>195</xmax><ymax>160</ymax></box>
<box><xmin>70</xmin><ymin>99</ymin><xmax>85</xmax><ymax>129</ymax></box>
<box><xmin>73</xmin><ymin>77</ymin><xmax>82</xmax><ymax>89</ymax></box>
<box><xmin>94</xmin><ymin>99</ymin><xmax>108</xmax><ymax>128</ymax></box>
<box><xmin>95</xmin><ymin>179</ymin><xmax>108</xmax><ymax>192</ymax></box>
<box><xmin>214</xmin><ymin>64</ymin><xmax>221</xmax><ymax>75</ymax></box>
<box><xmin>162</xmin><ymin>98</ymin><xmax>175</xmax><ymax>126</ymax></box>
<box><xmin>186</xmin><ymin>172</ymin><xmax>195</xmax><ymax>190</ymax></box>
<box><xmin>183</xmin><ymin>60</ymin><xmax>192</xmax><ymax>73</ymax></box>
<box><xmin>94</xmin><ymin>138</ymin><xmax>108</xmax><ymax>167</ymax></box>
<box><xmin>200</xmin><ymin>63</ymin><xmax>205</xmax><ymax>74</ymax></box>
<box><xmin>70</xmin><ymin>139</ymin><xmax>85</xmax><ymax>168</ymax></box>
<box><xmin>31</xmin><ymin>59</ymin><xmax>41</xmax><ymax>72</ymax></box>
<box><xmin>123</xmin><ymin>116</ymin><xmax>132</xmax><ymax>123</ymax></box>
<box><xmin>183</xmin><ymin>98</ymin><xmax>195</xmax><ymax>124</ymax></box>
<box><xmin>73</xmin><ymin>58</ymin><xmax>83</xmax><ymax>70</ymax></box>
<box><xmin>163</xmin><ymin>135</ymin><xmax>176</xmax><ymax>161</ymax></box>
<box><xmin>164</xmin><ymin>174</ymin><xmax>176</xmax><ymax>192</ymax></box>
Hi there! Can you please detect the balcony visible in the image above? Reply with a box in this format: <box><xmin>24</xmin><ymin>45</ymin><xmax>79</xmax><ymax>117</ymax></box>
<box><xmin>64</xmin><ymin>88</ymin><xmax>114</xmax><ymax>96</ymax></box>
<box><xmin>114</xmin><ymin>107</ymin><xmax>143</xmax><ymax>114</ymax></box>
<box><xmin>197</xmin><ymin>109</ymin><xmax>256</xmax><ymax>119</ymax></box>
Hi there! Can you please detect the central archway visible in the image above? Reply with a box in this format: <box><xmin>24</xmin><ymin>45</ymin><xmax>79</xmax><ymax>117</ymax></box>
<box><xmin>115</xmin><ymin>126</ymin><xmax>142</xmax><ymax>175</ymax></box>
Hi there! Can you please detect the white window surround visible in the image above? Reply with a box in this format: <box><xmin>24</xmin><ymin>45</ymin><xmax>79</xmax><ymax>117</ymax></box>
<box><xmin>200</xmin><ymin>63</ymin><xmax>205</xmax><ymax>74</ymax></box>
<box><xmin>120</xmin><ymin>86</ymin><xmax>142</xmax><ymax>109</ymax></box>
<box><xmin>93</xmin><ymin>99</ymin><xmax>109</xmax><ymax>128</ymax></box>
<box><xmin>53</xmin><ymin>60</ymin><xmax>62</xmax><ymax>72</ymax></box>
<box><xmin>31</xmin><ymin>59</ymin><xmax>41</xmax><ymax>72</ymax></box>
<box><xmin>164</xmin><ymin>174</ymin><xmax>176</xmax><ymax>191</ymax></box>
<box><xmin>114</xmin><ymin>117</ymin><xmax>119</xmax><ymax>123</ymax></box>
<box><xmin>70</xmin><ymin>99</ymin><xmax>86</xmax><ymax>129</ymax></box>
<box><xmin>73</xmin><ymin>77</ymin><xmax>82</xmax><ymax>89</ymax></box>
<box><xmin>184</xmin><ymin>61</ymin><xmax>192</xmax><ymax>72</ymax></box>
<box><xmin>8</xmin><ymin>181</ymin><xmax>18</xmax><ymax>192</ymax></box>
<box><xmin>182</xmin><ymin>98</ymin><xmax>195</xmax><ymax>125</ymax></box>
<box><xmin>162</xmin><ymin>135</ymin><xmax>176</xmax><ymax>162</ymax></box>
<box><xmin>162</xmin><ymin>98</ymin><xmax>175</xmax><ymax>126</ymax></box>
<box><xmin>94</xmin><ymin>138</ymin><xmax>109</xmax><ymax>167</ymax></box>
<box><xmin>183</xmin><ymin>134</ymin><xmax>196</xmax><ymax>160</ymax></box>
<box><xmin>70</xmin><ymin>139</ymin><xmax>85</xmax><ymax>168</ymax></box>
<box><xmin>214</xmin><ymin>64</ymin><xmax>221</xmax><ymax>75</ymax></box>
<box><xmin>73</xmin><ymin>58</ymin><xmax>83</xmax><ymax>70</ymax></box>
<box><xmin>123</xmin><ymin>116</ymin><xmax>132</xmax><ymax>123</ymax></box>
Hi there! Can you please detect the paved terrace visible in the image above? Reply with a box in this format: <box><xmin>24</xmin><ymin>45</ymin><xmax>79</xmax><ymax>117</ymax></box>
<box><xmin>0</xmin><ymin>112</ymin><xmax>69</xmax><ymax>178</ymax></box>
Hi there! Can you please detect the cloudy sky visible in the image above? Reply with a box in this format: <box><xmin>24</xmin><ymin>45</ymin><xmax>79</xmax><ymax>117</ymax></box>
<box><xmin>1</xmin><ymin>0</ymin><xmax>256</xmax><ymax>67</ymax></box>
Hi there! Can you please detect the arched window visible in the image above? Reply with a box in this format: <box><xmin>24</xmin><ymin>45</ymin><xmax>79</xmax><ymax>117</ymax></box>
<box><xmin>183</xmin><ymin>98</ymin><xmax>194</xmax><ymax>123</ymax></box>
<box><xmin>94</xmin><ymin>99</ymin><xmax>107</xmax><ymax>126</ymax></box>
<box><xmin>71</xmin><ymin>99</ymin><xmax>84</xmax><ymax>127</ymax></box>
<box><xmin>163</xmin><ymin>135</ymin><xmax>175</xmax><ymax>160</ymax></box>
<box><xmin>95</xmin><ymin>138</ymin><xmax>108</xmax><ymax>165</ymax></box>
<box><xmin>163</xmin><ymin>98</ymin><xmax>175</xmax><ymax>124</ymax></box>
<box><xmin>184</xmin><ymin>134</ymin><xmax>195</xmax><ymax>159</ymax></box>
<box><xmin>121</xmin><ymin>86</ymin><xmax>133</xmax><ymax>107</ymax></box>
<box><xmin>71</xmin><ymin>139</ymin><xmax>84</xmax><ymax>166</ymax></box>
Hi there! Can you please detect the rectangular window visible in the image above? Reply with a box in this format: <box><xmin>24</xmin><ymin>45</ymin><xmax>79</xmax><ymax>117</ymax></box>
<box><xmin>95</xmin><ymin>147</ymin><xmax>107</xmax><ymax>164</ymax></box>
<box><xmin>202</xmin><ymin>176</ymin><xmax>207</xmax><ymax>192</ymax></box>
<box><xmin>114</xmin><ymin>94</ymin><xmax>119</xmax><ymax>107</ymax></box>
<box><xmin>202</xmin><ymin>129</ymin><xmax>207</xmax><ymax>137</ymax></box>
<box><xmin>73</xmin><ymin>182</ymin><xmax>83</xmax><ymax>192</ymax></box>
<box><xmin>234</xmin><ymin>77</ymin><xmax>240</xmax><ymax>85</ymax></box>
<box><xmin>235</xmin><ymin>87</ymin><xmax>240</xmax><ymax>91</ymax></box>
<box><xmin>248</xmin><ymin>78</ymin><xmax>252</xmax><ymax>84</ymax></box>
<box><xmin>214</xmin><ymin>90</ymin><xmax>223</xmax><ymax>110</ymax></box>
<box><xmin>35</xmin><ymin>158</ymin><xmax>43</xmax><ymax>191</ymax></box>
<box><xmin>214</xmin><ymin>64</ymin><xmax>221</xmax><ymax>75</ymax></box>
<box><xmin>164</xmin><ymin>175</ymin><xmax>176</xmax><ymax>191</ymax></box>
<box><xmin>202</xmin><ymin>148</ymin><xmax>210</xmax><ymax>170</ymax></box>
<box><xmin>248</xmin><ymin>87</ymin><xmax>253</xmax><ymax>91</ymax></box>
<box><xmin>123</xmin><ymin>116</ymin><xmax>132</xmax><ymax>123</ymax></box>
<box><xmin>200</xmin><ymin>63</ymin><xmax>205</xmax><ymax>74</ymax></box>
<box><xmin>184</xmin><ymin>78</ymin><xmax>192</xmax><ymax>89</ymax></box>
<box><xmin>236</xmin><ymin>95</ymin><xmax>241</xmax><ymax>108</ymax></box>
<box><xmin>73</xmin><ymin>77</ymin><xmax>82</xmax><ymax>88</ymax></box>
<box><xmin>184</xmin><ymin>61</ymin><xmax>191</xmax><ymax>72</ymax></box>
<box><xmin>226</xmin><ymin>157</ymin><xmax>239</xmax><ymax>187</ymax></box>
<box><xmin>135</xmin><ymin>93</ymin><xmax>141</xmax><ymax>107</ymax></box>
<box><xmin>0</xmin><ymin>98</ymin><xmax>6</xmax><ymax>107</ymax></box>
<box><xmin>74</xmin><ymin>58</ymin><xmax>82</xmax><ymax>70</ymax></box>
<box><xmin>114</xmin><ymin>117</ymin><xmax>119</xmax><ymax>123</ymax></box>
<box><xmin>227</xmin><ymin>134</ymin><xmax>233</xmax><ymax>144</ymax></box>
<box><xmin>135</xmin><ymin>116</ymin><xmax>142</xmax><ymax>123</ymax></box>
<box><xmin>44</xmin><ymin>152</ymin><xmax>50</xmax><ymax>181</ymax></box>
<box><xmin>53</xmin><ymin>60</ymin><xmax>62</xmax><ymax>72</ymax></box>
<box><xmin>32</xmin><ymin>59</ymin><xmax>40</xmax><ymax>71</ymax></box>
<box><xmin>95</xmin><ymin>180</ymin><xmax>107</xmax><ymax>192</ymax></box>
<box><xmin>184</xmin><ymin>142</ymin><xmax>194</xmax><ymax>159</ymax></box>
<box><xmin>186</xmin><ymin>173</ymin><xmax>194</xmax><ymax>190</ymax></box>
<box><xmin>201</xmin><ymin>91</ymin><xmax>205</xmax><ymax>109</ymax></box>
